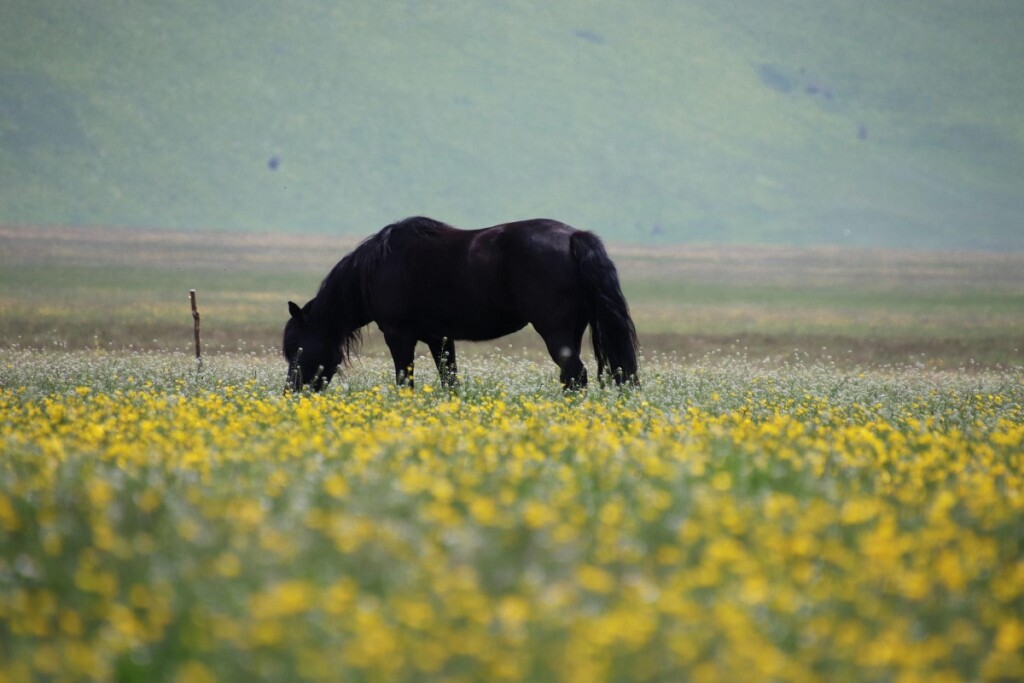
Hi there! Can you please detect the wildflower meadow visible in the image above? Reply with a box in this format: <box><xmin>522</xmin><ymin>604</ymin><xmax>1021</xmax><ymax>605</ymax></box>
<box><xmin>1</xmin><ymin>349</ymin><xmax>1022</xmax><ymax>682</ymax></box>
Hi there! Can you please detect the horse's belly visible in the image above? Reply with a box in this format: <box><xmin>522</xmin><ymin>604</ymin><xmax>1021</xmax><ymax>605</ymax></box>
<box><xmin>433</xmin><ymin>316</ymin><xmax>527</xmax><ymax>342</ymax></box>
<box><xmin>406</xmin><ymin>282</ymin><xmax>526</xmax><ymax>341</ymax></box>
<box><xmin>461</xmin><ymin>320</ymin><xmax>527</xmax><ymax>341</ymax></box>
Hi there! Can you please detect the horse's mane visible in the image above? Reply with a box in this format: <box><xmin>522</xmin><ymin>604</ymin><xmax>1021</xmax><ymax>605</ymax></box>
<box><xmin>310</xmin><ymin>217</ymin><xmax>451</xmax><ymax>364</ymax></box>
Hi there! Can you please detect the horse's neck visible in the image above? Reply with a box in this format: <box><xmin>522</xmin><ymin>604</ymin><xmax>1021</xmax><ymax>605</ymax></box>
<box><xmin>312</xmin><ymin>282</ymin><xmax>369</xmax><ymax>339</ymax></box>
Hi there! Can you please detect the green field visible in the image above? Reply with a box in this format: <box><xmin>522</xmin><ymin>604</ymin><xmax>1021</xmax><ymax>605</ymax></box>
<box><xmin>2</xmin><ymin>1</ymin><xmax>1022</xmax><ymax>249</ymax></box>
<box><xmin>2</xmin><ymin>225</ymin><xmax>1021</xmax><ymax>369</ymax></box>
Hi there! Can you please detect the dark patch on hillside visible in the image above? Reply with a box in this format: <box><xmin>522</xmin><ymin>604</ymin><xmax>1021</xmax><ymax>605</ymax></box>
<box><xmin>757</xmin><ymin>64</ymin><xmax>836</xmax><ymax>103</ymax></box>
<box><xmin>572</xmin><ymin>29</ymin><xmax>605</xmax><ymax>45</ymax></box>
<box><xmin>757</xmin><ymin>64</ymin><xmax>795</xmax><ymax>93</ymax></box>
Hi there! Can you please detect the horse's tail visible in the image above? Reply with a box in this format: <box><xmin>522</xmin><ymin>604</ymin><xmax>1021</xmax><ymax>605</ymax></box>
<box><xmin>570</xmin><ymin>231</ymin><xmax>639</xmax><ymax>385</ymax></box>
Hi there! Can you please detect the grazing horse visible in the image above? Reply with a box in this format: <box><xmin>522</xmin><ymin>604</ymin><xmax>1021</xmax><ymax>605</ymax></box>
<box><xmin>283</xmin><ymin>216</ymin><xmax>638</xmax><ymax>390</ymax></box>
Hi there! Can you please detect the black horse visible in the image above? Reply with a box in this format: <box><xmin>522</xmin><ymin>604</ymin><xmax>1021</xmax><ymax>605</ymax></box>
<box><xmin>283</xmin><ymin>216</ymin><xmax>638</xmax><ymax>390</ymax></box>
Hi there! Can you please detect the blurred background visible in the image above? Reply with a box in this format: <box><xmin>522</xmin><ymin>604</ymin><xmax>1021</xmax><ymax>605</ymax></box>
<box><xmin>2</xmin><ymin>1</ymin><xmax>1022</xmax><ymax>367</ymax></box>
<box><xmin>2</xmin><ymin>0</ymin><xmax>1022</xmax><ymax>250</ymax></box>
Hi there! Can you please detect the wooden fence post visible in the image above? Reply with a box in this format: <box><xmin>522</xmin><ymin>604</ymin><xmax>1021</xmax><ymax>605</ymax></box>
<box><xmin>190</xmin><ymin>289</ymin><xmax>202</xmax><ymax>370</ymax></box>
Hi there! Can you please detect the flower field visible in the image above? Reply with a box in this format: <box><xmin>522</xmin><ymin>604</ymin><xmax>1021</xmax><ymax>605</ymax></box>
<box><xmin>1</xmin><ymin>350</ymin><xmax>1022</xmax><ymax>682</ymax></box>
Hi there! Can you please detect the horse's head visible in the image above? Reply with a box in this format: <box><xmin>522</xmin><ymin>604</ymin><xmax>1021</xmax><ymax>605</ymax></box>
<box><xmin>283</xmin><ymin>300</ymin><xmax>341</xmax><ymax>392</ymax></box>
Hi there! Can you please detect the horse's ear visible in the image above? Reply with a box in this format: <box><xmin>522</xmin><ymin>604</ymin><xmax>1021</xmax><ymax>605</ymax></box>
<box><xmin>288</xmin><ymin>301</ymin><xmax>304</xmax><ymax>320</ymax></box>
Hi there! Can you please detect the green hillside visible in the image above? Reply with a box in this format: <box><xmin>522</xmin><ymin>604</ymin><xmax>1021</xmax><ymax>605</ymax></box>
<box><xmin>1</xmin><ymin>1</ymin><xmax>1022</xmax><ymax>249</ymax></box>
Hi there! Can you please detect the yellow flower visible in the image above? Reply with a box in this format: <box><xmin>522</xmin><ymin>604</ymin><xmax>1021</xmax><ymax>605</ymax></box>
<box><xmin>174</xmin><ymin>661</ymin><xmax>216</xmax><ymax>683</ymax></box>
<box><xmin>324</xmin><ymin>473</ymin><xmax>350</xmax><ymax>497</ymax></box>
<box><xmin>0</xmin><ymin>494</ymin><xmax>20</xmax><ymax>532</ymax></box>
<box><xmin>577</xmin><ymin>565</ymin><xmax>615</xmax><ymax>594</ymax></box>
<box><xmin>995</xmin><ymin>619</ymin><xmax>1024</xmax><ymax>653</ymax></box>
<box><xmin>250</xmin><ymin>580</ymin><xmax>314</xmax><ymax>620</ymax></box>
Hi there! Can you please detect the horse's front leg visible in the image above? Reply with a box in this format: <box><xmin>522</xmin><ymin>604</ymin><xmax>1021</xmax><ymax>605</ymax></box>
<box><xmin>427</xmin><ymin>337</ymin><xmax>459</xmax><ymax>389</ymax></box>
<box><xmin>383</xmin><ymin>331</ymin><xmax>417</xmax><ymax>388</ymax></box>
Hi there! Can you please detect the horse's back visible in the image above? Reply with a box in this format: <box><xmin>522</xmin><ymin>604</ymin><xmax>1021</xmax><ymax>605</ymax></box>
<box><xmin>385</xmin><ymin>217</ymin><xmax>578</xmax><ymax>279</ymax></box>
<box><xmin>373</xmin><ymin>217</ymin><xmax>583</xmax><ymax>342</ymax></box>
<box><xmin>389</xmin><ymin>216</ymin><xmax>576</xmax><ymax>251</ymax></box>
<box><xmin>470</xmin><ymin>219</ymin><xmax>579</xmax><ymax>273</ymax></box>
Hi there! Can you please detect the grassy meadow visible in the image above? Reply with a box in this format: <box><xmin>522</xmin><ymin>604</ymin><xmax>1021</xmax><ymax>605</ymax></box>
<box><xmin>2</xmin><ymin>225</ymin><xmax>1024</xmax><ymax>681</ymax></box>
<box><xmin>2</xmin><ymin>224</ymin><xmax>1022</xmax><ymax>367</ymax></box>
<box><xmin>2</xmin><ymin>352</ymin><xmax>1023</xmax><ymax>682</ymax></box>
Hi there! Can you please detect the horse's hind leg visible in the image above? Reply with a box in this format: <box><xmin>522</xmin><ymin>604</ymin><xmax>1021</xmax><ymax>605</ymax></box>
<box><xmin>538</xmin><ymin>328</ymin><xmax>587</xmax><ymax>390</ymax></box>
<box><xmin>427</xmin><ymin>337</ymin><xmax>459</xmax><ymax>389</ymax></box>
